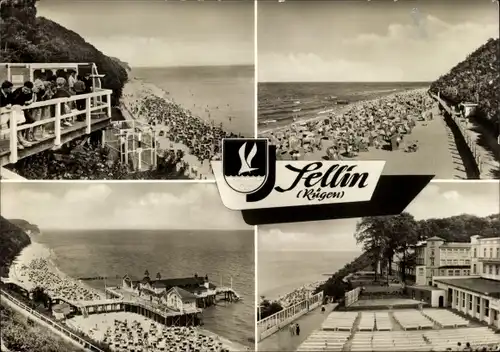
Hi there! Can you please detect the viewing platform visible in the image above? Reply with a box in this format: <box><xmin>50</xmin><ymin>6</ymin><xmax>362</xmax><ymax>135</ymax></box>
<box><xmin>0</xmin><ymin>63</ymin><xmax>113</xmax><ymax>178</ymax></box>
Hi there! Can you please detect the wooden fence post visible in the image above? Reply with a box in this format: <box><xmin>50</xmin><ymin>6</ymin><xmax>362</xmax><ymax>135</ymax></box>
<box><xmin>9</xmin><ymin>110</ymin><xmax>18</xmax><ymax>163</ymax></box>
<box><xmin>54</xmin><ymin>103</ymin><xmax>61</xmax><ymax>147</ymax></box>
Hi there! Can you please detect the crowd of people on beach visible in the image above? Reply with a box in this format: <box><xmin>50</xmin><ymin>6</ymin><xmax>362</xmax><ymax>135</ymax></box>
<box><xmin>261</xmin><ymin>90</ymin><xmax>436</xmax><ymax>160</ymax></box>
<box><xmin>15</xmin><ymin>257</ymin><xmax>103</xmax><ymax>302</ymax></box>
<box><xmin>275</xmin><ymin>281</ymin><xmax>323</xmax><ymax>308</ymax></box>
<box><xmin>0</xmin><ymin>70</ymin><xmax>93</xmax><ymax>149</ymax></box>
<box><xmin>123</xmin><ymin>92</ymin><xmax>243</xmax><ymax>164</ymax></box>
<box><xmin>96</xmin><ymin>319</ymin><xmax>232</xmax><ymax>352</ymax></box>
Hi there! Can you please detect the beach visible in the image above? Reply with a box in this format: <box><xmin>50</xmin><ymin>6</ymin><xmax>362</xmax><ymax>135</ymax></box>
<box><xmin>120</xmin><ymin>65</ymin><xmax>254</xmax><ymax>180</ymax></box>
<box><xmin>6</xmin><ymin>231</ymin><xmax>253</xmax><ymax>351</ymax></box>
<box><xmin>258</xmin><ymin>88</ymin><xmax>462</xmax><ymax>178</ymax></box>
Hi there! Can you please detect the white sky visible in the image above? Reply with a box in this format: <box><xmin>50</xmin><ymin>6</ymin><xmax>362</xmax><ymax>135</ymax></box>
<box><xmin>259</xmin><ymin>182</ymin><xmax>500</xmax><ymax>252</ymax></box>
<box><xmin>37</xmin><ymin>0</ymin><xmax>254</xmax><ymax>67</ymax></box>
<box><xmin>1</xmin><ymin>182</ymin><xmax>251</xmax><ymax>230</ymax></box>
<box><xmin>258</xmin><ymin>0</ymin><xmax>499</xmax><ymax>82</ymax></box>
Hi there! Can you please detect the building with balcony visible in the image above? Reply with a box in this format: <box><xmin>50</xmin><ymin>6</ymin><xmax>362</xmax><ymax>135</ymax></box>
<box><xmin>415</xmin><ymin>236</ymin><xmax>472</xmax><ymax>286</ymax></box>
<box><xmin>434</xmin><ymin>236</ymin><xmax>500</xmax><ymax>329</ymax></box>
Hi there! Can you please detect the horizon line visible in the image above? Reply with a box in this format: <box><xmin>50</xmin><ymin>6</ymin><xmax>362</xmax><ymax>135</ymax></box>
<box><xmin>258</xmin><ymin>80</ymin><xmax>433</xmax><ymax>84</ymax></box>
<box><xmin>130</xmin><ymin>63</ymin><xmax>254</xmax><ymax>69</ymax></box>
<box><xmin>37</xmin><ymin>228</ymin><xmax>252</xmax><ymax>231</ymax></box>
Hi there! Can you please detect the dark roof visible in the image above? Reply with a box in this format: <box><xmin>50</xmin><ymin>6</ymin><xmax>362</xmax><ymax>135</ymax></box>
<box><xmin>435</xmin><ymin>277</ymin><xmax>500</xmax><ymax>298</ymax></box>
<box><xmin>168</xmin><ymin>287</ymin><xmax>197</xmax><ymax>300</ymax></box>
<box><xmin>135</xmin><ymin>276</ymin><xmax>206</xmax><ymax>288</ymax></box>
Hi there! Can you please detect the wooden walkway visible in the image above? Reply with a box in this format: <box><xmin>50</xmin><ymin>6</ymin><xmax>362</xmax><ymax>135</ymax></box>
<box><xmin>432</xmin><ymin>93</ymin><xmax>499</xmax><ymax>179</ymax></box>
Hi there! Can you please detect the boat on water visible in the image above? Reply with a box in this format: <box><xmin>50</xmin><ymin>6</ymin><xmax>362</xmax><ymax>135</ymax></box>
<box><xmin>292</xmin><ymin>108</ymin><xmax>301</xmax><ymax>113</ymax></box>
<box><xmin>294</xmin><ymin>100</ymin><xmax>301</xmax><ymax>104</ymax></box>
<box><xmin>259</xmin><ymin>119</ymin><xmax>277</xmax><ymax>125</ymax></box>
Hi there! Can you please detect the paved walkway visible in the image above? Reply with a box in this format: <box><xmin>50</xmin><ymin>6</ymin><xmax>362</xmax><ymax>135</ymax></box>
<box><xmin>258</xmin><ymin>304</ymin><xmax>334</xmax><ymax>351</ymax></box>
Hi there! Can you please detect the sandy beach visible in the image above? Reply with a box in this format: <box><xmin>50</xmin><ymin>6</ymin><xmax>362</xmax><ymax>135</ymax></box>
<box><xmin>259</xmin><ymin>88</ymin><xmax>463</xmax><ymax>178</ymax></box>
<box><xmin>5</xmin><ymin>240</ymin><xmax>248</xmax><ymax>351</ymax></box>
<box><xmin>267</xmin><ymin>279</ymin><xmax>325</xmax><ymax>309</ymax></box>
<box><xmin>67</xmin><ymin>312</ymin><xmax>248</xmax><ymax>351</ymax></box>
<box><xmin>121</xmin><ymin>78</ymin><xmax>245</xmax><ymax>180</ymax></box>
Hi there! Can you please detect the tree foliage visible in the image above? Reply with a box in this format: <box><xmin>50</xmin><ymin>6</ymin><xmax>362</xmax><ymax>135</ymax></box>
<box><xmin>0</xmin><ymin>0</ymin><xmax>128</xmax><ymax>104</ymax></box>
<box><xmin>315</xmin><ymin>213</ymin><xmax>500</xmax><ymax>299</ymax></box>
<box><xmin>258</xmin><ymin>299</ymin><xmax>284</xmax><ymax>321</ymax></box>
<box><xmin>0</xmin><ymin>216</ymin><xmax>31</xmax><ymax>278</ymax></box>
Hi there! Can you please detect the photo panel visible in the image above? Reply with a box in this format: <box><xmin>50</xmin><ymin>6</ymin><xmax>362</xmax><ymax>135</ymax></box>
<box><xmin>257</xmin><ymin>180</ymin><xmax>500</xmax><ymax>351</ymax></box>
<box><xmin>0</xmin><ymin>0</ymin><xmax>254</xmax><ymax>180</ymax></box>
<box><xmin>257</xmin><ymin>0</ymin><xmax>499</xmax><ymax>179</ymax></box>
<box><xmin>0</xmin><ymin>182</ymin><xmax>255</xmax><ymax>351</ymax></box>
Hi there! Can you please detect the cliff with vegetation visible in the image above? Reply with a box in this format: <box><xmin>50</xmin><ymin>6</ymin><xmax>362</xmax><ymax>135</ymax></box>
<box><xmin>0</xmin><ymin>216</ymin><xmax>32</xmax><ymax>277</ymax></box>
<box><xmin>430</xmin><ymin>38</ymin><xmax>499</xmax><ymax>129</ymax></box>
<box><xmin>0</xmin><ymin>0</ymin><xmax>128</xmax><ymax>103</ymax></box>
<box><xmin>7</xmin><ymin>219</ymin><xmax>40</xmax><ymax>235</ymax></box>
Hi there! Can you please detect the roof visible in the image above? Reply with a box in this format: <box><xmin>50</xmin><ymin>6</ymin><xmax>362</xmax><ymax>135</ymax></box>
<box><xmin>426</xmin><ymin>236</ymin><xmax>445</xmax><ymax>241</ymax></box>
<box><xmin>409</xmin><ymin>285</ymin><xmax>444</xmax><ymax>292</ymax></box>
<box><xmin>435</xmin><ymin>277</ymin><xmax>500</xmax><ymax>298</ymax></box>
<box><xmin>136</xmin><ymin>276</ymin><xmax>206</xmax><ymax>288</ymax></box>
<box><xmin>440</xmin><ymin>243</ymin><xmax>471</xmax><ymax>248</ymax></box>
<box><xmin>167</xmin><ymin>286</ymin><xmax>197</xmax><ymax>300</ymax></box>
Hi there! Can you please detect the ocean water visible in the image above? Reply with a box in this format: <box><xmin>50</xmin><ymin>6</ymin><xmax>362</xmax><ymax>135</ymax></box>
<box><xmin>258</xmin><ymin>82</ymin><xmax>430</xmax><ymax>129</ymax></box>
<box><xmin>258</xmin><ymin>250</ymin><xmax>361</xmax><ymax>300</ymax></box>
<box><xmin>132</xmin><ymin>65</ymin><xmax>255</xmax><ymax>136</ymax></box>
<box><xmin>34</xmin><ymin>229</ymin><xmax>255</xmax><ymax>347</ymax></box>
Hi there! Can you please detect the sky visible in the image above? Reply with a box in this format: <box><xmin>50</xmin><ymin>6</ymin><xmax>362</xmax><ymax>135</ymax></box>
<box><xmin>258</xmin><ymin>0</ymin><xmax>499</xmax><ymax>82</ymax></box>
<box><xmin>1</xmin><ymin>182</ymin><xmax>251</xmax><ymax>230</ymax></box>
<box><xmin>37</xmin><ymin>0</ymin><xmax>254</xmax><ymax>67</ymax></box>
<box><xmin>258</xmin><ymin>181</ymin><xmax>500</xmax><ymax>252</ymax></box>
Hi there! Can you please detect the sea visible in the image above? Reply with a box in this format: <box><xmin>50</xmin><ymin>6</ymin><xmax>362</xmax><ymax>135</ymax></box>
<box><xmin>132</xmin><ymin>65</ymin><xmax>255</xmax><ymax>136</ymax></box>
<box><xmin>258</xmin><ymin>82</ymin><xmax>431</xmax><ymax>130</ymax></box>
<box><xmin>258</xmin><ymin>250</ymin><xmax>361</xmax><ymax>300</ymax></box>
<box><xmin>34</xmin><ymin>229</ymin><xmax>255</xmax><ymax>348</ymax></box>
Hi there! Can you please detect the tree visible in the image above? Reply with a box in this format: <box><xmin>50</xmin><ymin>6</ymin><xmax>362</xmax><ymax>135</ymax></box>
<box><xmin>258</xmin><ymin>299</ymin><xmax>283</xmax><ymax>320</ymax></box>
<box><xmin>31</xmin><ymin>286</ymin><xmax>52</xmax><ymax>309</ymax></box>
<box><xmin>144</xmin><ymin>270</ymin><xmax>149</xmax><ymax>278</ymax></box>
<box><xmin>156</xmin><ymin>272</ymin><xmax>161</xmax><ymax>281</ymax></box>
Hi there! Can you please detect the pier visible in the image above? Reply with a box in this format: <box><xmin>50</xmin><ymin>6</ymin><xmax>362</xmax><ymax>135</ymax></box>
<box><xmin>257</xmin><ymin>291</ymin><xmax>324</xmax><ymax>342</ymax></box>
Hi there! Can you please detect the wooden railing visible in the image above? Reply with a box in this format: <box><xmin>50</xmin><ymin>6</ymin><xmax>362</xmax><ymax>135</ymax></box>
<box><xmin>257</xmin><ymin>291</ymin><xmax>324</xmax><ymax>341</ymax></box>
<box><xmin>0</xmin><ymin>289</ymin><xmax>106</xmax><ymax>352</ymax></box>
<box><xmin>0</xmin><ymin>88</ymin><xmax>112</xmax><ymax>164</ymax></box>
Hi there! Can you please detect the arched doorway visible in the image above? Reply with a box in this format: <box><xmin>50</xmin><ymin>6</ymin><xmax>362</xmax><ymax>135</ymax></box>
<box><xmin>439</xmin><ymin>295</ymin><xmax>444</xmax><ymax>308</ymax></box>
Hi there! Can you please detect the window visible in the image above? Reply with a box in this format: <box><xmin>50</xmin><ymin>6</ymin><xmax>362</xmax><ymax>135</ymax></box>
<box><xmin>490</xmin><ymin>248</ymin><xmax>493</xmax><ymax>258</ymax></box>
<box><xmin>465</xmin><ymin>260</ymin><xmax>470</xmax><ymax>265</ymax></box>
<box><xmin>497</xmin><ymin>248</ymin><xmax>499</xmax><ymax>258</ymax></box>
<box><xmin>454</xmin><ymin>270</ymin><xmax>460</xmax><ymax>276</ymax></box>
<box><xmin>465</xmin><ymin>270</ymin><xmax>470</xmax><ymax>276</ymax></box>
<box><xmin>485</xmin><ymin>300</ymin><xmax>490</xmax><ymax>317</ymax></box>
<box><xmin>448</xmin><ymin>270</ymin><xmax>454</xmax><ymax>276</ymax></box>
<box><xmin>473</xmin><ymin>264</ymin><xmax>477</xmax><ymax>274</ymax></box>
<box><xmin>431</xmin><ymin>249</ymin><xmax>435</xmax><ymax>256</ymax></box>
<box><xmin>440</xmin><ymin>270</ymin><xmax>445</xmax><ymax>275</ymax></box>
<box><xmin>484</xmin><ymin>265</ymin><xmax>487</xmax><ymax>274</ymax></box>
<box><xmin>489</xmin><ymin>266</ymin><xmax>493</xmax><ymax>274</ymax></box>
<box><xmin>474</xmin><ymin>248</ymin><xmax>477</xmax><ymax>258</ymax></box>
<box><xmin>477</xmin><ymin>298</ymin><xmax>481</xmax><ymax>313</ymax></box>
<box><xmin>484</xmin><ymin>248</ymin><xmax>487</xmax><ymax>257</ymax></box>
<box><xmin>430</xmin><ymin>259</ymin><xmax>434</xmax><ymax>266</ymax></box>
<box><xmin>497</xmin><ymin>266</ymin><xmax>500</xmax><ymax>275</ymax></box>
<box><xmin>447</xmin><ymin>259</ymin><xmax>452</xmax><ymax>264</ymax></box>
<box><xmin>453</xmin><ymin>259</ymin><xmax>458</xmax><ymax>265</ymax></box>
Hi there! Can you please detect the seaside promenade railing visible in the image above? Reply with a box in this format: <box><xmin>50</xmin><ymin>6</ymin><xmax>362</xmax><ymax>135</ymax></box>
<box><xmin>432</xmin><ymin>92</ymin><xmax>497</xmax><ymax>177</ymax></box>
<box><xmin>0</xmin><ymin>88</ymin><xmax>112</xmax><ymax>165</ymax></box>
<box><xmin>257</xmin><ymin>291</ymin><xmax>323</xmax><ymax>342</ymax></box>
<box><xmin>0</xmin><ymin>289</ymin><xmax>106</xmax><ymax>352</ymax></box>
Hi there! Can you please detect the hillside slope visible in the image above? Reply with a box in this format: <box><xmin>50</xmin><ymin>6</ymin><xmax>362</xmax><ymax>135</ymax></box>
<box><xmin>7</xmin><ymin>219</ymin><xmax>40</xmax><ymax>235</ymax></box>
<box><xmin>430</xmin><ymin>38</ymin><xmax>499</xmax><ymax>126</ymax></box>
<box><xmin>0</xmin><ymin>216</ymin><xmax>31</xmax><ymax>277</ymax></box>
<box><xmin>0</xmin><ymin>0</ymin><xmax>128</xmax><ymax>103</ymax></box>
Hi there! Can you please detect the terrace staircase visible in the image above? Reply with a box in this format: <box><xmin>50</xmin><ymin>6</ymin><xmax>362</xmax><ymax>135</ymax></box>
<box><xmin>388</xmin><ymin>310</ymin><xmax>404</xmax><ymax>331</ymax></box>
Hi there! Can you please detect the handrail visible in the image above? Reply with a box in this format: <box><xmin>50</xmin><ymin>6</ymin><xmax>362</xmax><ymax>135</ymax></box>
<box><xmin>0</xmin><ymin>89</ymin><xmax>112</xmax><ymax>164</ymax></box>
<box><xmin>0</xmin><ymin>289</ymin><xmax>105</xmax><ymax>352</ymax></box>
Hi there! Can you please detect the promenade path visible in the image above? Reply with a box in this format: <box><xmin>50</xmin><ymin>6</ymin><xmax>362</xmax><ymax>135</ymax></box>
<box><xmin>258</xmin><ymin>304</ymin><xmax>334</xmax><ymax>351</ymax></box>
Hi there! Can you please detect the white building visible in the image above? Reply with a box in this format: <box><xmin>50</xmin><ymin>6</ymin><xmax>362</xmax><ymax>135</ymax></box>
<box><xmin>415</xmin><ymin>236</ymin><xmax>472</xmax><ymax>286</ymax></box>
<box><xmin>434</xmin><ymin>236</ymin><xmax>500</xmax><ymax>329</ymax></box>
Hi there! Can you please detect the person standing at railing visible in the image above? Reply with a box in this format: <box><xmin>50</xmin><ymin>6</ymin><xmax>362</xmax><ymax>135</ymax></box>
<box><xmin>53</xmin><ymin>77</ymin><xmax>73</xmax><ymax>128</ymax></box>
<box><xmin>0</xmin><ymin>81</ymin><xmax>14</xmax><ymax>133</ymax></box>
<box><xmin>68</xmin><ymin>70</ymin><xmax>77</xmax><ymax>95</ymax></box>
<box><xmin>30</xmin><ymin>78</ymin><xmax>46</xmax><ymax>141</ymax></box>
<box><xmin>12</xmin><ymin>81</ymin><xmax>35</xmax><ymax>148</ymax></box>
<box><xmin>74</xmin><ymin>75</ymin><xmax>86</xmax><ymax>121</ymax></box>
